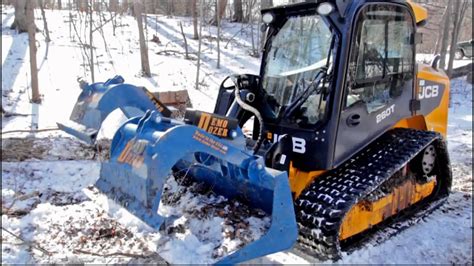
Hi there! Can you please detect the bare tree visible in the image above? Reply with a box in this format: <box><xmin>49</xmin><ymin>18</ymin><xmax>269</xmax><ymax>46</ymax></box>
<box><xmin>166</xmin><ymin>0</ymin><xmax>174</xmax><ymax>16</ymax></box>
<box><xmin>89</xmin><ymin>0</ymin><xmax>95</xmax><ymax>82</ymax></box>
<box><xmin>248</xmin><ymin>0</ymin><xmax>258</xmax><ymax>56</ymax></box>
<box><xmin>122</xmin><ymin>0</ymin><xmax>129</xmax><ymax>14</ymax></box>
<box><xmin>179</xmin><ymin>21</ymin><xmax>189</xmax><ymax>59</ymax></box>
<box><xmin>26</xmin><ymin>0</ymin><xmax>41</xmax><ymax>103</ymax></box>
<box><xmin>261</xmin><ymin>0</ymin><xmax>273</xmax><ymax>8</ymax></box>
<box><xmin>216</xmin><ymin>0</ymin><xmax>221</xmax><ymax>68</ymax></box>
<box><xmin>447</xmin><ymin>0</ymin><xmax>469</xmax><ymax>77</ymax></box>
<box><xmin>38</xmin><ymin>0</ymin><xmax>51</xmax><ymax>42</ymax></box>
<box><xmin>434</xmin><ymin>6</ymin><xmax>448</xmax><ymax>54</ymax></box>
<box><xmin>11</xmin><ymin>0</ymin><xmax>28</xmax><ymax>32</ymax></box>
<box><xmin>438</xmin><ymin>4</ymin><xmax>451</xmax><ymax>70</ymax></box>
<box><xmin>192</xmin><ymin>0</ymin><xmax>198</xmax><ymax>39</ymax></box>
<box><xmin>109</xmin><ymin>0</ymin><xmax>118</xmax><ymax>12</ymax></box>
<box><xmin>134</xmin><ymin>0</ymin><xmax>151</xmax><ymax>77</ymax></box>
<box><xmin>211</xmin><ymin>0</ymin><xmax>227</xmax><ymax>25</ymax></box>
<box><xmin>58</xmin><ymin>0</ymin><xmax>62</xmax><ymax>9</ymax></box>
<box><xmin>68</xmin><ymin>0</ymin><xmax>73</xmax><ymax>39</ymax></box>
<box><xmin>233</xmin><ymin>0</ymin><xmax>243</xmax><ymax>22</ymax></box>
<box><xmin>196</xmin><ymin>0</ymin><xmax>204</xmax><ymax>90</ymax></box>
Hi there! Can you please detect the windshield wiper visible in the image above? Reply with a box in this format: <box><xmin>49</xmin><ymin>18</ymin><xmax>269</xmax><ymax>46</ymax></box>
<box><xmin>278</xmin><ymin>68</ymin><xmax>328</xmax><ymax>120</ymax></box>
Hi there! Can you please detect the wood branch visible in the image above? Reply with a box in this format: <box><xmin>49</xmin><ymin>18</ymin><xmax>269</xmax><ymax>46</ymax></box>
<box><xmin>73</xmin><ymin>249</ymin><xmax>152</xmax><ymax>258</ymax></box>
<box><xmin>38</xmin><ymin>0</ymin><xmax>51</xmax><ymax>42</ymax></box>
<box><xmin>156</xmin><ymin>50</ymin><xmax>196</xmax><ymax>57</ymax></box>
<box><xmin>179</xmin><ymin>21</ymin><xmax>189</xmax><ymax>59</ymax></box>
<box><xmin>2</xmin><ymin>227</ymin><xmax>52</xmax><ymax>256</ymax></box>
<box><xmin>92</xmin><ymin>12</ymin><xmax>118</xmax><ymax>33</ymax></box>
<box><xmin>224</xmin><ymin>23</ymin><xmax>251</xmax><ymax>48</ymax></box>
<box><xmin>70</xmin><ymin>10</ymin><xmax>92</xmax><ymax>71</ymax></box>
<box><xmin>1</xmin><ymin>127</ymin><xmax>60</xmax><ymax>135</ymax></box>
<box><xmin>2</xmin><ymin>209</ymin><xmax>30</xmax><ymax>217</ymax></box>
<box><xmin>2</xmin><ymin>111</ymin><xmax>32</xmax><ymax>117</ymax></box>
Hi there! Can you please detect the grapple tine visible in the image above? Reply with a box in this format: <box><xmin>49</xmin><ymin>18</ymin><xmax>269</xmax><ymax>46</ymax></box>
<box><xmin>215</xmin><ymin>170</ymin><xmax>298</xmax><ymax>265</ymax></box>
<box><xmin>95</xmin><ymin>111</ymin><xmax>298</xmax><ymax>264</ymax></box>
<box><xmin>59</xmin><ymin>76</ymin><xmax>173</xmax><ymax>144</ymax></box>
<box><xmin>57</xmin><ymin>120</ymin><xmax>99</xmax><ymax>145</ymax></box>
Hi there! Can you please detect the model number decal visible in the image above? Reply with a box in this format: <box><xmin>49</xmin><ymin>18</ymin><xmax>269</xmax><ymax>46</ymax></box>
<box><xmin>376</xmin><ymin>104</ymin><xmax>395</xmax><ymax>124</ymax></box>
<box><xmin>272</xmin><ymin>133</ymin><xmax>306</xmax><ymax>154</ymax></box>
<box><xmin>418</xmin><ymin>80</ymin><xmax>439</xmax><ymax>99</ymax></box>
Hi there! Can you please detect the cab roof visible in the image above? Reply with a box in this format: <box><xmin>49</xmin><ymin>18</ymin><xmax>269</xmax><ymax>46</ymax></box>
<box><xmin>261</xmin><ymin>0</ymin><xmax>428</xmax><ymax>25</ymax></box>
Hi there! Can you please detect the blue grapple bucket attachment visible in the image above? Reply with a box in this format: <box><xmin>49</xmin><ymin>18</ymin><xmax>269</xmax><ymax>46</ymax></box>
<box><xmin>97</xmin><ymin>110</ymin><xmax>298</xmax><ymax>264</ymax></box>
<box><xmin>57</xmin><ymin>76</ymin><xmax>176</xmax><ymax>144</ymax></box>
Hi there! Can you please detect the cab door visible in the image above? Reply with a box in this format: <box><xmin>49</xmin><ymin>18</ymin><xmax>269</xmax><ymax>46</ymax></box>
<box><xmin>334</xmin><ymin>3</ymin><xmax>416</xmax><ymax>166</ymax></box>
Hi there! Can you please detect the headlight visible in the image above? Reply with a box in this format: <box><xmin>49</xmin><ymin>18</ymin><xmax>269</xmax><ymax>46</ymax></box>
<box><xmin>317</xmin><ymin>2</ymin><xmax>335</xmax><ymax>16</ymax></box>
<box><xmin>262</xmin><ymin>12</ymin><xmax>275</xmax><ymax>24</ymax></box>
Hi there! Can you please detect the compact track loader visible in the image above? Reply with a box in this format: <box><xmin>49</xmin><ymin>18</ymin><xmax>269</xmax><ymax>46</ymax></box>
<box><xmin>60</xmin><ymin>0</ymin><xmax>452</xmax><ymax>264</ymax></box>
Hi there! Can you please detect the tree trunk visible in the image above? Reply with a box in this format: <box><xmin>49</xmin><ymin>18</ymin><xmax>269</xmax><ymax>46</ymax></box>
<box><xmin>145</xmin><ymin>0</ymin><xmax>154</xmax><ymax>13</ymax></box>
<box><xmin>233</xmin><ymin>0</ymin><xmax>243</xmax><ymax>22</ymax></box>
<box><xmin>261</xmin><ymin>0</ymin><xmax>272</xmax><ymax>9</ymax></box>
<box><xmin>195</xmin><ymin>0</ymin><xmax>204</xmax><ymax>91</ymax></box>
<box><xmin>39</xmin><ymin>0</ymin><xmax>51</xmax><ymax>42</ymax></box>
<box><xmin>249</xmin><ymin>0</ymin><xmax>257</xmax><ymax>56</ymax></box>
<box><xmin>185</xmin><ymin>1</ymin><xmax>191</xmax><ymax>16</ymax></box>
<box><xmin>439</xmin><ymin>4</ymin><xmax>451</xmax><ymax>70</ymax></box>
<box><xmin>134</xmin><ymin>0</ymin><xmax>151</xmax><ymax>77</ymax></box>
<box><xmin>11</xmin><ymin>0</ymin><xmax>28</xmax><ymax>32</ymax></box>
<box><xmin>166</xmin><ymin>0</ymin><xmax>174</xmax><ymax>16</ymax></box>
<box><xmin>89</xmin><ymin>0</ymin><xmax>95</xmax><ymax>82</ymax></box>
<box><xmin>79</xmin><ymin>0</ymin><xmax>87</xmax><ymax>11</ymax></box>
<box><xmin>216</xmin><ymin>0</ymin><xmax>221</xmax><ymax>68</ymax></box>
<box><xmin>93</xmin><ymin>1</ymin><xmax>100</xmax><ymax>11</ymax></box>
<box><xmin>192</xmin><ymin>0</ymin><xmax>198</xmax><ymax>39</ymax></box>
<box><xmin>179</xmin><ymin>21</ymin><xmax>189</xmax><ymax>59</ymax></box>
<box><xmin>109</xmin><ymin>0</ymin><xmax>118</xmax><ymax>12</ymax></box>
<box><xmin>45</xmin><ymin>0</ymin><xmax>52</xmax><ymax>9</ymax></box>
<box><xmin>211</xmin><ymin>0</ymin><xmax>227</xmax><ymax>26</ymax></box>
<box><xmin>69</xmin><ymin>0</ymin><xmax>72</xmax><ymax>39</ymax></box>
<box><xmin>27</xmin><ymin>0</ymin><xmax>41</xmax><ymax>103</ymax></box>
<box><xmin>122</xmin><ymin>0</ymin><xmax>129</xmax><ymax>14</ymax></box>
<box><xmin>447</xmin><ymin>0</ymin><xmax>469</xmax><ymax>77</ymax></box>
<box><xmin>58</xmin><ymin>0</ymin><xmax>62</xmax><ymax>9</ymax></box>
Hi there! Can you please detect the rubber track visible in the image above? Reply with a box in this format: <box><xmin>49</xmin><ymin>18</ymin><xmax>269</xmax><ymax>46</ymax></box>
<box><xmin>294</xmin><ymin>128</ymin><xmax>449</xmax><ymax>261</ymax></box>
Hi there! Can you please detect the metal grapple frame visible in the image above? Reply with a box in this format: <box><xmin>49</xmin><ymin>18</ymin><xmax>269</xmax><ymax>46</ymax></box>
<box><xmin>57</xmin><ymin>75</ymin><xmax>175</xmax><ymax>144</ymax></box>
<box><xmin>59</xmin><ymin>77</ymin><xmax>298</xmax><ymax>264</ymax></box>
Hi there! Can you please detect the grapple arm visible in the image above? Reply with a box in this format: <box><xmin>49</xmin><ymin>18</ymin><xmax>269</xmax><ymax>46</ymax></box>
<box><xmin>58</xmin><ymin>76</ymin><xmax>172</xmax><ymax>144</ymax></box>
<box><xmin>97</xmin><ymin>111</ymin><xmax>298</xmax><ymax>264</ymax></box>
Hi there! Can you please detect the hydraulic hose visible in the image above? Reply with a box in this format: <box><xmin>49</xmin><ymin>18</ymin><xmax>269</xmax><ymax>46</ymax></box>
<box><xmin>233</xmin><ymin>77</ymin><xmax>265</xmax><ymax>154</ymax></box>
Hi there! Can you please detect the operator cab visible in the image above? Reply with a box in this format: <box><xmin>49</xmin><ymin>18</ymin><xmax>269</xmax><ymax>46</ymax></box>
<box><xmin>214</xmin><ymin>0</ymin><xmax>421</xmax><ymax>172</ymax></box>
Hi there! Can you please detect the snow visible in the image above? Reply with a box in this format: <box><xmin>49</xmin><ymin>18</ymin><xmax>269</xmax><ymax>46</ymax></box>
<box><xmin>2</xmin><ymin>5</ymin><xmax>473</xmax><ymax>265</ymax></box>
<box><xmin>416</xmin><ymin>53</ymin><xmax>472</xmax><ymax>69</ymax></box>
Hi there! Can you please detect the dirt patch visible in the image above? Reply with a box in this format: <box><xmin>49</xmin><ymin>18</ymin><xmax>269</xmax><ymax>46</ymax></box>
<box><xmin>1</xmin><ymin>137</ymin><xmax>110</xmax><ymax>161</ymax></box>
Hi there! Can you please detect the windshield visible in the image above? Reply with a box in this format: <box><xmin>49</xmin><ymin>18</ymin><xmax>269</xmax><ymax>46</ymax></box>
<box><xmin>262</xmin><ymin>14</ymin><xmax>333</xmax><ymax>124</ymax></box>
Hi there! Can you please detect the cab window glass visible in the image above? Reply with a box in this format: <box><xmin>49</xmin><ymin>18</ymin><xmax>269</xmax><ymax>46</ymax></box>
<box><xmin>346</xmin><ymin>5</ymin><xmax>414</xmax><ymax>113</ymax></box>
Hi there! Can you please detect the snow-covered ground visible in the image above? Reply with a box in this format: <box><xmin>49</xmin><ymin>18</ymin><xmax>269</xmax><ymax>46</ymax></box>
<box><xmin>2</xmin><ymin>6</ymin><xmax>472</xmax><ymax>264</ymax></box>
<box><xmin>417</xmin><ymin>53</ymin><xmax>472</xmax><ymax>70</ymax></box>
